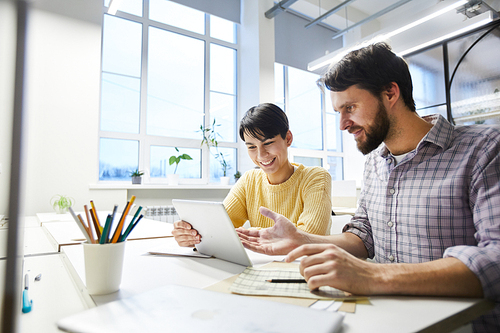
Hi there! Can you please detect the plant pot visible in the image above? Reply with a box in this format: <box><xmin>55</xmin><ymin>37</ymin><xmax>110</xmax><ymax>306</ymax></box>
<box><xmin>54</xmin><ymin>206</ymin><xmax>69</xmax><ymax>214</ymax></box>
<box><xmin>131</xmin><ymin>176</ymin><xmax>142</xmax><ymax>184</ymax></box>
<box><xmin>167</xmin><ymin>174</ymin><xmax>179</xmax><ymax>185</ymax></box>
<box><xmin>220</xmin><ymin>176</ymin><xmax>230</xmax><ymax>185</ymax></box>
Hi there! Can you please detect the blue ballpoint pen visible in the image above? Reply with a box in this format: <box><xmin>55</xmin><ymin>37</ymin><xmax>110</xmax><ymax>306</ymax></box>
<box><xmin>22</xmin><ymin>273</ymin><xmax>32</xmax><ymax>313</ymax></box>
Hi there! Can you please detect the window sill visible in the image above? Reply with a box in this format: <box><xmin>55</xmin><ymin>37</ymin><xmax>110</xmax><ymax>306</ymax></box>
<box><xmin>89</xmin><ymin>184</ymin><xmax>233</xmax><ymax>190</ymax></box>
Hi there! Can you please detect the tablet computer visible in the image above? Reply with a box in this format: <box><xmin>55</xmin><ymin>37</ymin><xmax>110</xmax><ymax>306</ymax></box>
<box><xmin>172</xmin><ymin>199</ymin><xmax>253</xmax><ymax>267</ymax></box>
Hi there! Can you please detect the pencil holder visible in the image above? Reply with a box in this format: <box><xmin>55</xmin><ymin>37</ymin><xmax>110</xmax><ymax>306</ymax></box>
<box><xmin>83</xmin><ymin>241</ymin><xmax>126</xmax><ymax>295</ymax></box>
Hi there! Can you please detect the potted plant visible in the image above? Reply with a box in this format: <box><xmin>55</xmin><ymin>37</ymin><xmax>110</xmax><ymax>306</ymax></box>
<box><xmin>130</xmin><ymin>169</ymin><xmax>144</xmax><ymax>184</ymax></box>
<box><xmin>216</xmin><ymin>151</ymin><xmax>231</xmax><ymax>185</ymax></box>
<box><xmin>168</xmin><ymin>147</ymin><xmax>192</xmax><ymax>185</ymax></box>
<box><xmin>234</xmin><ymin>171</ymin><xmax>242</xmax><ymax>182</ymax></box>
<box><xmin>50</xmin><ymin>195</ymin><xmax>74</xmax><ymax>214</ymax></box>
<box><xmin>200</xmin><ymin>119</ymin><xmax>232</xmax><ymax>184</ymax></box>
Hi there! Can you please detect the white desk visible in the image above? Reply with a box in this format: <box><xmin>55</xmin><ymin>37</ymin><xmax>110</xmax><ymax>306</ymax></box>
<box><xmin>0</xmin><ymin>221</ymin><xmax>58</xmax><ymax>258</ymax></box>
<box><xmin>6</xmin><ymin>217</ymin><xmax>494</xmax><ymax>333</ymax></box>
<box><xmin>0</xmin><ymin>221</ymin><xmax>91</xmax><ymax>333</ymax></box>
<box><xmin>19</xmin><ymin>254</ymin><xmax>93</xmax><ymax>333</ymax></box>
<box><xmin>40</xmin><ymin>216</ymin><xmax>174</xmax><ymax>251</ymax></box>
<box><xmin>59</xmin><ymin>237</ymin><xmax>493</xmax><ymax>333</ymax></box>
<box><xmin>332</xmin><ymin>206</ymin><xmax>357</xmax><ymax>216</ymax></box>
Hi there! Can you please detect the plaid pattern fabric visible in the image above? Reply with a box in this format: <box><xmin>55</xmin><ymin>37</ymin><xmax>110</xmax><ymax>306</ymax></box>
<box><xmin>344</xmin><ymin>115</ymin><xmax>500</xmax><ymax>332</ymax></box>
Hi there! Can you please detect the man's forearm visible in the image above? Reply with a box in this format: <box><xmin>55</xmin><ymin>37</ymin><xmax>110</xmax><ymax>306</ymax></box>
<box><xmin>371</xmin><ymin>257</ymin><xmax>483</xmax><ymax>297</ymax></box>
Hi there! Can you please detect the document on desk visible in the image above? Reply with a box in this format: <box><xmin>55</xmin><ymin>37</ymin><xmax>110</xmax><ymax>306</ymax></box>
<box><xmin>148</xmin><ymin>245</ymin><xmax>212</xmax><ymax>258</ymax></box>
<box><xmin>230</xmin><ymin>268</ymin><xmax>365</xmax><ymax>300</ymax></box>
<box><xmin>57</xmin><ymin>284</ymin><xmax>344</xmax><ymax>333</ymax></box>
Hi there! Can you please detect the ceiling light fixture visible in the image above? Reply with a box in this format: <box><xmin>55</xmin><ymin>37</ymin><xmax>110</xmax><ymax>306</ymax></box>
<box><xmin>398</xmin><ymin>11</ymin><xmax>494</xmax><ymax>56</ymax></box>
<box><xmin>308</xmin><ymin>0</ymin><xmax>474</xmax><ymax>71</ymax></box>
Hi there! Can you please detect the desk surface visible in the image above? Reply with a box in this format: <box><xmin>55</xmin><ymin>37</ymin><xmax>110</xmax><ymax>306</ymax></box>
<box><xmin>332</xmin><ymin>206</ymin><xmax>357</xmax><ymax>216</ymax></box>
<box><xmin>41</xmin><ymin>217</ymin><xmax>173</xmax><ymax>250</ymax></box>
<box><xmin>61</xmin><ymin>238</ymin><xmax>492</xmax><ymax>333</ymax></box>
<box><xmin>7</xmin><ymin>218</ymin><xmax>494</xmax><ymax>333</ymax></box>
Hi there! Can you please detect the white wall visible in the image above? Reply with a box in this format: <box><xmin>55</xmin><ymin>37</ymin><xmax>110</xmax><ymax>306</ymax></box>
<box><xmin>0</xmin><ymin>0</ymin><xmax>16</xmax><ymax>217</ymax></box>
<box><xmin>238</xmin><ymin>0</ymin><xmax>276</xmax><ymax>173</ymax></box>
<box><xmin>21</xmin><ymin>1</ymin><xmax>114</xmax><ymax>215</ymax></box>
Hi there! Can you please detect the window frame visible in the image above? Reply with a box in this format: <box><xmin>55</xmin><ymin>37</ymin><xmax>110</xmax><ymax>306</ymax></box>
<box><xmin>99</xmin><ymin>1</ymin><xmax>239</xmax><ymax>185</ymax></box>
<box><xmin>275</xmin><ymin>63</ymin><xmax>344</xmax><ymax>179</ymax></box>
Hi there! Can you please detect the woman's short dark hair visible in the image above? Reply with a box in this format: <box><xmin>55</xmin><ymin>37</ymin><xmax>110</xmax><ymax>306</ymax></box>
<box><xmin>239</xmin><ymin>103</ymin><xmax>289</xmax><ymax>141</ymax></box>
<box><xmin>320</xmin><ymin>42</ymin><xmax>416</xmax><ymax>112</ymax></box>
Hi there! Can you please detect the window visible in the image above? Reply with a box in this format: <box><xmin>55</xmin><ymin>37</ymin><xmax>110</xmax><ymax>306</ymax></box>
<box><xmin>405</xmin><ymin>21</ymin><xmax>500</xmax><ymax>125</ymax></box>
<box><xmin>100</xmin><ymin>0</ymin><xmax>238</xmax><ymax>184</ymax></box>
<box><xmin>274</xmin><ymin>63</ymin><xmax>344</xmax><ymax>180</ymax></box>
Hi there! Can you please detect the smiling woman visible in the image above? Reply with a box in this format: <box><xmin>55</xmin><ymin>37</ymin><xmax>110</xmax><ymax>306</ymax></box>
<box><xmin>224</xmin><ymin>103</ymin><xmax>333</xmax><ymax>235</ymax></box>
<box><xmin>171</xmin><ymin>103</ymin><xmax>333</xmax><ymax>247</ymax></box>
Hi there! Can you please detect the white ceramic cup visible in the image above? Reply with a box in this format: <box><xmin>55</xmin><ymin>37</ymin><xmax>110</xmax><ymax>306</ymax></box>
<box><xmin>83</xmin><ymin>241</ymin><xmax>126</xmax><ymax>295</ymax></box>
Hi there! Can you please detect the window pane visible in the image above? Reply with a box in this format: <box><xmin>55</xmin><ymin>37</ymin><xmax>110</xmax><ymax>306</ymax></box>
<box><xmin>325</xmin><ymin>91</ymin><xmax>342</xmax><ymax>152</ymax></box>
<box><xmin>210</xmin><ymin>44</ymin><xmax>236</xmax><ymax>94</ymax></box>
<box><xmin>149</xmin><ymin>0</ymin><xmax>205</xmax><ymax>34</ymax></box>
<box><xmin>417</xmin><ymin>105</ymin><xmax>447</xmax><ymax>119</ymax></box>
<box><xmin>147</xmin><ymin>27</ymin><xmax>205</xmax><ymax>139</ymax></box>
<box><xmin>100</xmin><ymin>73</ymin><xmax>140</xmax><ymax>133</ymax></box>
<box><xmin>210</xmin><ymin>147</ymin><xmax>236</xmax><ymax>183</ymax></box>
<box><xmin>274</xmin><ymin>63</ymin><xmax>285</xmax><ymax>109</ymax></box>
<box><xmin>104</xmin><ymin>0</ymin><xmax>143</xmax><ymax>16</ymax></box>
<box><xmin>210</xmin><ymin>15</ymin><xmax>236</xmax><ymax>43</ymax></box>
<box><xmin>293</xmin><ymin>156</ymin><xmax>322</xmax><ymax>167</ymax></box>
<box><xmin>150</xmin><ymin>146</ymin><xmax>201</xmax><ymax>178</ymax></box>
<box><xmin>102</xmin><ymin>15</ymin><xmax>142</xmax><ymax>77</ymax></box>
<box><xmin>327</xmin><ymin>156</ymin><xmax>343</xmax><ymax>181</ymax></box>
<box><xmin>406</xmin><ymin>46</ymin><xmax>445</xmax><ymax>110</ymax></box>
<box><xmin>448</xmin><ymin>29</ymin><xmax>500</xmax><ymax>126</ymax></box>
<box><xmin>288</xmin><ymin>67</ymin><xmax>322</xmax><ymax>150</ymax></box>
<box><xmin>99</xmin><ymin>138</ymin><xmax>139</xmax><ymax>181</ymax></box>
<box><xmin>210</xmin><ymin>92</ymin><xmax>236</xmax><ymax>142</ymax></box>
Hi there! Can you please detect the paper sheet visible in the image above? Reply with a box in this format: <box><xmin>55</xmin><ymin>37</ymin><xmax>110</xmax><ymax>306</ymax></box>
<box><xmin>230</xmin><ymin>268</ymin><xmax>365</xmax><ymax>300</ymax></box>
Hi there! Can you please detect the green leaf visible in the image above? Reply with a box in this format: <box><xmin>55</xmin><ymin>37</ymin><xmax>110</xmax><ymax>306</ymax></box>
<box><xmin>180</xmin><ymin>154</ymin><xmax>192</xmax><ymax>160</ymax></box>
<box><xmin>169</xmin><ymin>156</ymin><xmax>179</xmax><ymax>165</ymax></box>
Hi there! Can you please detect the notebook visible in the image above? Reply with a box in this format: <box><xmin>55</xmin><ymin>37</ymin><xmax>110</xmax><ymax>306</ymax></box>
<box><xmin>172</xmin><ymin>199</ymin><xmax>252</xmax><ymax>267</ymax></box>
<box><xmin>57</xmin><ymin>284</ymin><xmax>344</xmax><ymax>333</ymax></box>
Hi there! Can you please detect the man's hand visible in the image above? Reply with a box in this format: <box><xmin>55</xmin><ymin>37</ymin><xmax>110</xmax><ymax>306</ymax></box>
<box><xmin>171</xmin><ymin>220</ymin><xmax>201</xmax><ymax>247</ymax></box>
<box><xmin>236</xmin><ymin>207</ymin><xmax>309</xmax><ymax>255</ymax></box>
<box><xmin>286</xmin><ymin>244</ymin><xmax>378</xmax><ymax>294</ymax></box>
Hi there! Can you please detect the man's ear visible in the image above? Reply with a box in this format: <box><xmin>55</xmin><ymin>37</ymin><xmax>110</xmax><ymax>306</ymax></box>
<box><xmin>384</xmin><ymin>82</ymin><xmax>401</xmax><ymax>108</ymax></box>
<box><xmin>286</xmin><ymin>130</ymin><xmax>293</xmax><ymax>147</ymax></box>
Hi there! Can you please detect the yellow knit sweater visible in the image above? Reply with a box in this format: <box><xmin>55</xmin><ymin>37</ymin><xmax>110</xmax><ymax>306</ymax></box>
<box><xmin>223</xmin><ymin>163</ymin><xmax>332</xmax><ymax>235</ymax></box>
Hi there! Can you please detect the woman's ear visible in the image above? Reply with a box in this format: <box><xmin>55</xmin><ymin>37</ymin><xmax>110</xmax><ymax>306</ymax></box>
<box><xmin>286</xmin><ymin>130</ymin><xmax>293</xmax><ymax>147</ymax></box>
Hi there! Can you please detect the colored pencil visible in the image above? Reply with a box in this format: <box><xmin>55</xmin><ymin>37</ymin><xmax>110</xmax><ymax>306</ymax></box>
<box><xmin>99</xmin><ymin>214</ymin><xmax>112</xmax><ymax>244</ymax></box>
<box><xmin>68</xmin><ymin>207</ymin><xmax>92</xmax><ymax>243</ymax></box>
<box><xmin>111</xmin><ymin>196</ymin><xmax>136</xmax><ymax>243</ymax></box>
<box><xmin>78</xmin><ymin>214</ymin><xmax>95</xmax><ymax>244</ymax></box>
<box><xmin>89</xmin><ymin>208</ymin><xmax>102</xmax><ymax>240</ymax></box>
<box><xmin>120</xmin><ymin>206</ymin><xmax>142</xmax><ymax>242</ymax></box>
<box><xmin>121</xmin><ymin>214</ymin><xmax>143</xmax><ymax>241</ymax></box>
<box><xmin>89</xmin><ymin>200</ymin><xmax>102</xmax><ymax>231</ymax></box>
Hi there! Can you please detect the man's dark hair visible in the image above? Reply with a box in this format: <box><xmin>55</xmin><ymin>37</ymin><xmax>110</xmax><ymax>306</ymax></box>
<box><xmin>321</xmin><ymin>42</ymin><xmax>416</xmax><ymax>112</ymax></box>
<box><xmin>239</xmin><ymin>103</ymin><xmax>289</xmax><ymax>141</ymax></box>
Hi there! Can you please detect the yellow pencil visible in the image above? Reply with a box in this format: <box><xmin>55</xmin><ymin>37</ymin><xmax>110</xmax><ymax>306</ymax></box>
<box><xmin>111</xmin><ymin>195</ymin><xmax>136</xmax><ymax>243</ymax></box>
<box><xmin>90</xmin><ymin>200</ymin><xmax>103</xmax><ymax>232</ymax></box>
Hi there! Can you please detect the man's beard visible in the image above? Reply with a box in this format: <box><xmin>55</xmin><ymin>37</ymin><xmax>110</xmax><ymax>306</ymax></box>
<box><xmin>355</xmin><ymin>101</ymin><xmax>390</xmax><ymax>155</ymax></box>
